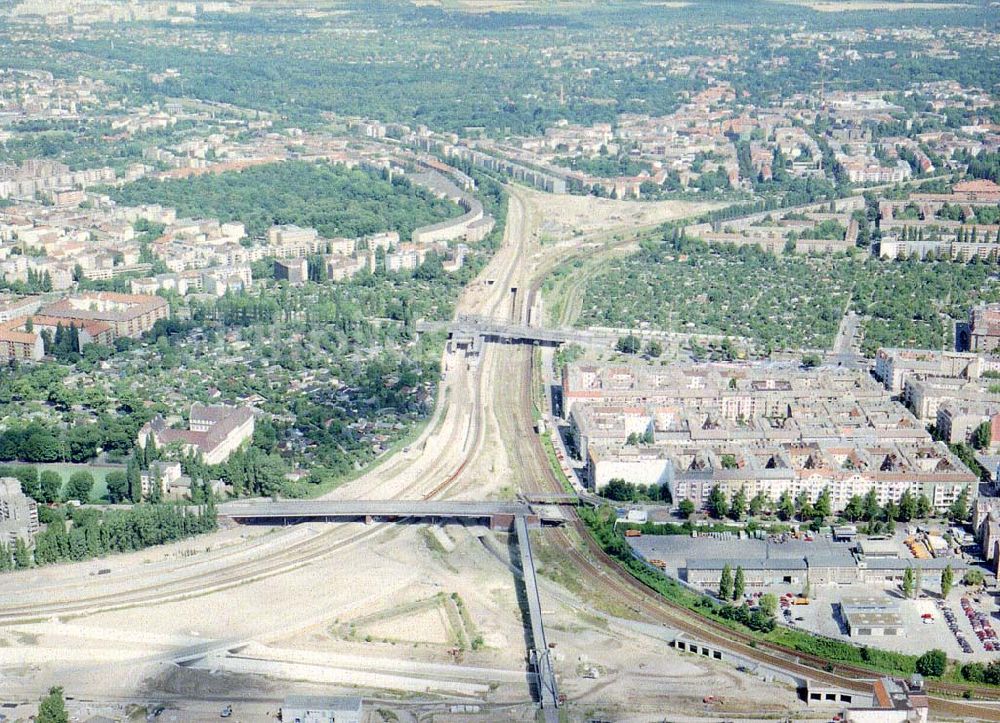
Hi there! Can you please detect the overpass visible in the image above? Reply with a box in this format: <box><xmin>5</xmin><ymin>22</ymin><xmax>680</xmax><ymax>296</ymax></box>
<box><xmin>418</xmin><ymin>316</ymin><xmax>748</xmax><ymax>349</ymax></box>
<box><xmin>219</xmin><ymin>498</ymin><xmax>561</xmax><ymax>717</ymax></box>
<box><xmin>218</xmin><ymin>499</ymin><xmax>543</xmax><ymax>530</ymax></box>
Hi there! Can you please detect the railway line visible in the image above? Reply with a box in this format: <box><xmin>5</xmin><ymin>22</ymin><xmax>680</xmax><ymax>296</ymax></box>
<box><xmin>510</xmin><ymin>350</ymin><xmax>1000</xmax><ymax>718</ymax></box>
<box><xmin>501</xmin><ymin>225</ymin><xmax>1000</xmax><ymax>720</ymax></box>
<box><xmin>0</xmin><ymin>188</ymin><xmax>534</xmax><ymax>626</ymax></box>
<box><xmin>7</xmin><ymin>183</ymin><xmax>1000</xmax><ymax>719</ymax></box>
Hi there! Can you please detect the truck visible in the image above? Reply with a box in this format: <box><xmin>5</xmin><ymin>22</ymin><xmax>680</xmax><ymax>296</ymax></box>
<box><xmin>624</xmin><ymin>529</ymin><xmax>642</xmax><ymax>538</ymax></box>
<box><xmin>793</xmin><ymin>597</ymin><xmax>810</xmax><ymax>605</ymax></box>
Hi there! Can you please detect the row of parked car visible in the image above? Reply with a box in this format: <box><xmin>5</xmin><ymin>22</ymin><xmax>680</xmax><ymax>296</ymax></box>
<box><xmin>960</xmin><ymin>596</ymin><xmax>997</xmax><ymax>652</ymax></box>
<box><xmin>937</xmin><ymin>597</ymin><xmax>997</xmax><ymax>654</ymax></box>
<box><xmin>938</xmin><ymin>599</ymin><xmax>973</xmax><ymax>653</ymax></box>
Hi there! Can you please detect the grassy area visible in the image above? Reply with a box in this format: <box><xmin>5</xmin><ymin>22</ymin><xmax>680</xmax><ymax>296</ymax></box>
<box><xmin>539</xmin><ymin>432</ymin><xmax>574</xmax><ymax>494</ymax></box>
<box><xmin>36</xmin><ymin>463</ymin><xmax>122</xmax><ymax>503</ymax></box>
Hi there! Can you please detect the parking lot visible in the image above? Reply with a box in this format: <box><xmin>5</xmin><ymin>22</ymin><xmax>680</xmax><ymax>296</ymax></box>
<box><xmin>628</xmin><ymin>532</ymin><xmax>999</xmax><ymax>661</ymax></box>
<box><xmin>779</xmin><ymin>583</ymin><xmax>998</xmax><ymax>661</ymax></box>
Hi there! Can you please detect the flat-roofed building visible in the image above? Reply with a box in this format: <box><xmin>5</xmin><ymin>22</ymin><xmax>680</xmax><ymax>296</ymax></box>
<box><xmin>969</xmin><ymin>302</ymin><xmax>1000</xmax><ymax>354</ymax></box>
<box><xmin>0</xmin><ymin>477</ymin><xmax>39</xmax><ymax>544</ymax></box>
<box><xmin>41</xmin><ymin>291</ymin><xmax>168</xmax><ymax>339</ymax></box>
<box><xmin>873</xmin><ymin>348</ymin><xmax>986</xmax><ymax>393</ymax></box>
<box><xmin>280</xmin><ymin>696</ymin><xmax>362</xmax><ymax>723</ymax></box>
<box><xmin>274</xmin><ymin>258</ymin><xmax>308</xmax><ymax>285</ymax></box>
<box><xmin>844</xmin><ymin>609</ymin><xmax>903</xmax><ymax>637</ymax></box>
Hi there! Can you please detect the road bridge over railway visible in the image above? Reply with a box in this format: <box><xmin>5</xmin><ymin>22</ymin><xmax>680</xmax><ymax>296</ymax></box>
<box><xmin>219</xmin><ymin>498</ymin><xmax>562</xmax><ymax>717</ymax></box>
<box><xmin>218</xmin><ymin>499</ymin><xmax>548</xmax><ymax>529</ymax></box>
<box><xmin>418</xmin><ymin>316</ymin><xmax>749</xmax><ymax>349</ymax></box>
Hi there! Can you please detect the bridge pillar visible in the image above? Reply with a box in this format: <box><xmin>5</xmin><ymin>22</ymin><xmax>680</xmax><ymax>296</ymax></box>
<box><xmin>490</xmin><ymin>513</ymin><xmax>515</xmax><ymax>531</ymax></box>
<box><xmin>365</xmin><ymin>514</ymin><xmax>373</xmax><ymax>525</ymax></box>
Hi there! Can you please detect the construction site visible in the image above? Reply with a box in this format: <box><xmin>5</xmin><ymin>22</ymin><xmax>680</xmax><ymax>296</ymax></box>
<box><xmin>2</xmin><ymin>186</ymin><xmax>1000</xmax><ymax>722</ymax></box>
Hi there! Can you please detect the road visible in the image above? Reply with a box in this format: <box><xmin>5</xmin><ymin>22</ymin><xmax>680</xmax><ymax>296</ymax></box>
<box><xmin>832</xmin><ymin>310</ymin><xmax>862</xmax><ymax>356</ymax></box>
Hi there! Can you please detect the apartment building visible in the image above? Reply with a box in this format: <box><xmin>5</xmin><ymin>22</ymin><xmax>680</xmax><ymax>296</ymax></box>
<box><xmin>0</xmin><ymin>319</ymin><xmax>45</xmax><ymax>361</ymax></box>
<box><xmin>968</xmin><ymin>302</ymin><xmax>1000</xmax><ymax>354</ymax></box>
<box><xmin>566</xmin><ymin>362</ymin><xmax>977</xmax><ymax>513</ymax></box>
<box><xmin>0</xmin><ymin>477</ymin><xmax>39</xmax><ymax>545</ymax></box>
<box><xmin>873</xmin><ymin>348</ymin><xmax>988</xmax><ymax>393</ymax></box>
<box><xmin>274</xmin><ymin>258</ymin><xmax>308</xmax><ymax>284</ymax></box>
<box><xmin>41</xmin><ymin>291</ymin><xmax>169</xmax><ymax>339</ymax></box>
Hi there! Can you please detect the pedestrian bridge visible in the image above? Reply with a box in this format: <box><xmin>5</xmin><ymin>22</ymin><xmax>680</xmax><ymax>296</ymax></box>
<box><xmin>218</xmin><ymin>497</ymin><xmax>561</xmax><ymax>716</ymax></box>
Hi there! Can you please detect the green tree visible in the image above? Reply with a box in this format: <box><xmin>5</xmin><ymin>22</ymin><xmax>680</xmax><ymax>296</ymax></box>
<box><xmin>733</xmin><ymin>566</ymin><xmax>746</xmax><ymax>601</ymax></box>
<box><xmin>730</xmin><ymin>487</ymin><xmax>747</xmax><ymax>521</ymax></box>
<box><xmin>64</xmin><ymin>471</ymin><xmax>94</xmax><ymax>503</ymax></box>
<box><xmin>898</xmin><ymin>489</ymin><xmax>917</xmax><ymax>522</ymax></box>
<box><xmin>719</xmin><ymin>563</ymin><xmax>734</xmax><ymax>601</ymax></box>
<box><xmin>963</xmin><ymin>568</ymin><xmax>985</xmax><ymax>587</ymax></box>
<box><xmin>678</xmin><ymin>498</ymin><xmax>695</xmax><ymax>518</ymax></box>
<box><xmin>941</xmin><ymin>564</ymin><xmax>954</xmax><ymax>599</ymax></box>
<box><xmin>777</xmin><ymin>490</ymin><xmax>795</xmax><ymax>521</ymax></box>
<box><xmin>707</xmin><ymin>484</ymin><xmax>728</xmax><ymax>519</ymax></box>
<box><xmin>644</xmin><ymin>340</ymin><xmax>663</xmax><ymax>358</ymax></box>
<box><xmin>972</xmin><ymin>420</ymin><xmax>991</xmax><ymax>450</ymax></box>
<box><xmin>616</xmin><ymin>334</ymin><xmax>641</xmax><ymax>354</ymax></box>
<box><xmin>863</xmin><ymin>488</ymin><xmax>880</xmax><ymax>522</ymax></box>
<box><xmin>759</xmin><ymin>593</ymin><xmax>778</xmax><ymax>618</ymax></box>
<box><xmin>13</xmin><ymin>537</ymin><xmax>31</xmax><ymax>568</ymax></box>
<box><xmin>801</xmin><ymin>352</ymin><xmax>821</xmax><ymax>368</ymax></box>
<box><xmin>986</xmin><ymin>660</ymin><xmax>1000</xmax><ymax>685</ymax></box>
<box><xmin>106</xmin><ymin>470</ymin><xmax>128</xmax><ymax>503</ymax></box>
<box><xmin>915</xmin><ymin>649</ymin><xmax>947</xmax><ymax>678</ymax></box>
<box><xmin>949</xmin><ymin>486</ymin><xmax>970</xmax><ymax>522</ymax></box>
<box><xmin>749</xmin><ymin>491</ymin><xmax>768</xmax><ymax>517</ymax></box>
<box><xmin>38</xmin><ymin>470</ymin><xmax>62</xmax><ymax>504</ymax></box>
<box><xmin>37</xmin><ymin>687</ymin><xmax>68</xmax><ymax>723</ymax></box>
<box><xmin>962</xmin><ymin>662</ymin><xmax>986</xmax><ymax>683</ymax></box>
<box><xmin>126</xmin><ymin>454</ymin><xmax>142</xmax><ymax>503</ymax></box>
<box><xmin>843</xmin><ymin>494</ymin><xmax>864</xmax><ymax>522</ymax></box>
<box><xmin>903</xmin><ymin>567</ymin><xmax>915</xmax><ymax>599</ymax></box>
<box><xmin>815</xmin><ymin>486</ymin><xmax>831</xmax><ymax>519</ymax></box>
<box><xmin>916</xmin><ymin>494</ymin><xmax>933</xmax><ymax>519</ymax></box>
<box><xmin>795</xmin><ymin>489</ymin><xmax>814</xmax><ymax>520</ymax></box>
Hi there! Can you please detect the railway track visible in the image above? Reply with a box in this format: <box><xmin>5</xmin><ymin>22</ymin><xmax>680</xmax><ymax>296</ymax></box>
<box><xmin>0</xmin><ymin>188</ymin><xmax>537</xmax><ymax>628</ymax></box>
<box><xmin>509</xmin><ymin>261</ymin><xmax>1000</xmax><ymax>720</ymax></box>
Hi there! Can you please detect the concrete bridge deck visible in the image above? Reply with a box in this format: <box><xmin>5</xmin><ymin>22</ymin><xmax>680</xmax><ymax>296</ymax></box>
<box><xmin>418</xmin><ymin>316</ymin><xmax>750</xmax><ymax>348</ymax></box>
<box><xmin>218</xmin><ymin>499</ymin><xmax>539</xmax><ymax>529</ymax></box>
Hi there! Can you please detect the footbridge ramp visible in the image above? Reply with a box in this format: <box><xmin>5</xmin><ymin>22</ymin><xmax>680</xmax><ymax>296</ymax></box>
<box><xmin>514</xmin><ymin>515</ymin><xmax>560</xmax><ymax>721</ymax></box>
